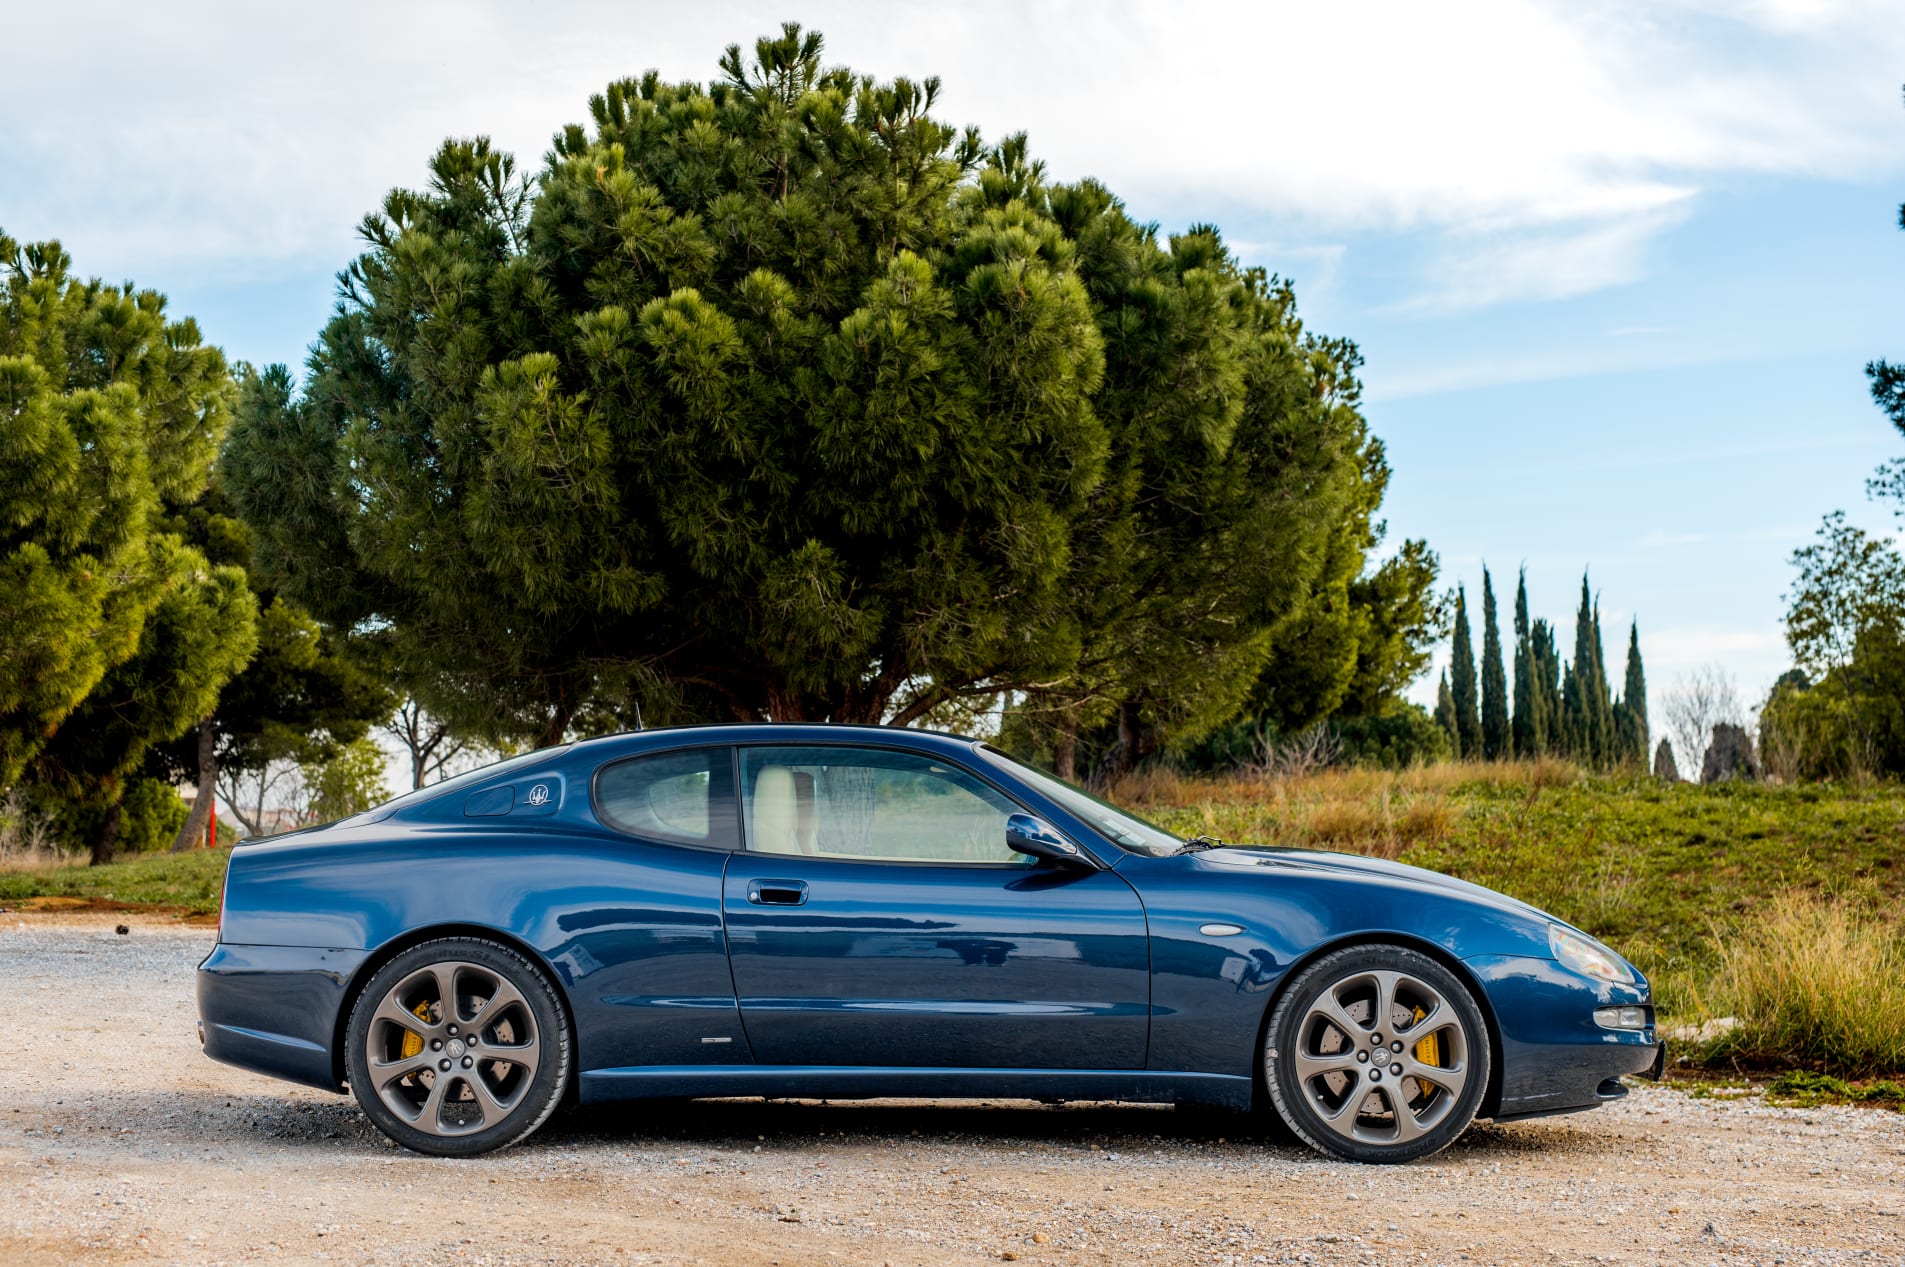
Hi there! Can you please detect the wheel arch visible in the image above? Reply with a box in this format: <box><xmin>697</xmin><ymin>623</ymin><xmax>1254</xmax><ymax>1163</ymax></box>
<box><xmin>330</xmin><ymin>922</ymin><xmax>579</xmax><ymax>1090</ymax></box>
<box><xmin>1249</xmin><ymin>931</ymin><xmax>1507</xmax><ymax>1120</ymax></box>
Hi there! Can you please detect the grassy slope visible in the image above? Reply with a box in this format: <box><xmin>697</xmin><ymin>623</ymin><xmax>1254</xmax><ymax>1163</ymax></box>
<box><xmin>1113</xmin><ymin>762</ymin><xmax>1905</xmax><ymax>1014</ymax></box>
<box><xmin>0</xmin><ymin>846</ymin><xmax>231</xmax><ymax>913</ymax></box>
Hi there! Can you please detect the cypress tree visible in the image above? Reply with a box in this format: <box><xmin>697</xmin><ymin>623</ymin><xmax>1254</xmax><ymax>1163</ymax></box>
<box><xmin>1559</xmin><ymin>660</ymin><xmax>1586</xmax><ymax>759</ymax></box>
<box><xmin>1434</xmin><ymin>671</ymin><xmax>1460</xmax><ymax>757</ymax></box>
<box><xmin>1532</xmin><ymin>618</ymin><xmax>1563</xmax><ymax>754</ymax></box>
<box><xmin>1449</xmin><ymin>586</ymin><xmax>1480</xmax><ymax>759</ymax></box>
<box><xmin>1511</xmin><ymin>568</ymin><xmax>1541</xmax><ymax>757</ymax></box>
<box><xmin>1590</xmin><ymin>599</ymin><xmax>1617</xmax><ymax>766</ymax></box>
<box><xmin>1480</xmin><ymin>567</ymin><xmax>1508</xmax><ymax>760</ymax></box>
<box><xmin>1568</xmin><ymin>576</ymin><xmax>1610</xmax><ymax>764</ymax></box>
<box><xmin>1614</xmin><ymin>620</ymin><xmax>1648</xmax><ymax>765</ymax></box>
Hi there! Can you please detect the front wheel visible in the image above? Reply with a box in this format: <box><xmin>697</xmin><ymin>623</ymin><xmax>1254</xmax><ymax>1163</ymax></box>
<box><xmin>1263</xmin><ymin>944</ymin><xmax>1490</xmax><ymax>1163</ymax></box>
<box><xmin>344</xmin><ymin>937</ymin><xmax>571</xmax><ymax>1157</ymax></box>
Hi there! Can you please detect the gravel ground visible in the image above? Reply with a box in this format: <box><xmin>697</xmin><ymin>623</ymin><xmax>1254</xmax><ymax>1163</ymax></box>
<box><xmin>2</xmin><ymin>916</ymin><xmax>1903</xmax><ymax>1267</ymax></box>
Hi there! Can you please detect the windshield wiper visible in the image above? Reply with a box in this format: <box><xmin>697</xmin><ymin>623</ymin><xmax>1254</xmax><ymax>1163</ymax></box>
<box><xmin>1175</xmin><ymin>834</ymin><xmax>1226</xmax><ymax>854</ymax></box>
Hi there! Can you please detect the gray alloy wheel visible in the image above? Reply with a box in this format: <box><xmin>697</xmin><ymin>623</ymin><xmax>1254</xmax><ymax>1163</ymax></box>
<box><xmin>1264</xmin><ymin>943</ymin><xmax>1490</xmax><ymax>1163</ymax></box>
<box><xmin>344</xmin><ymin>937</ymin><xmax>570</xmax><ymax>1157</ymax></box>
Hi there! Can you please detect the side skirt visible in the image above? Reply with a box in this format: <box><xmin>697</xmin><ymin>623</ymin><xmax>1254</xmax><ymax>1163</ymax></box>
<box><xmin>578</xmin><ymin>1066</ymin><xmax>1253</xmax><ymax>1110</ymax></box>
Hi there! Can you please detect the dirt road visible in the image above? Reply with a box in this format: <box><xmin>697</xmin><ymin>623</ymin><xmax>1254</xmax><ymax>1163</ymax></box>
<box><xmin>3</xmin><ymin>915</ymin><xmax>1902</xmax><ymax>1266</ymax></box>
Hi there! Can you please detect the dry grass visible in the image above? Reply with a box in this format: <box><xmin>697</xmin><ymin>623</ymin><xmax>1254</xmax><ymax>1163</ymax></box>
<box><xmin>0</xmin><ymin>845</ymin><xmax>85</xmax><ymax>874</ymax></box>
<box><xmin>1102</xmin><ymin>759</ymin><xmax>1551</xmax><ymax>857</ymax></box>
<box><xmin>1696</xmin><ymin>888</ymin><xmax>1905</xmax><ymax>1075</ymax></box>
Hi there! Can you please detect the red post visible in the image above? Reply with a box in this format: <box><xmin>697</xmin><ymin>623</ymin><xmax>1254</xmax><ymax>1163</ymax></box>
<box><xmin>206</xmin><ymin>799</ymin><xmax>217</xmax><ymax>850</ymax></box>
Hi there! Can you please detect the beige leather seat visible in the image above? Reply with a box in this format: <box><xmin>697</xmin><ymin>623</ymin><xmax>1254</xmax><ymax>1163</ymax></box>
<box><xmin>750</xmin><ymin>766</ymin><xmax>818</xmax><ymax>854</ymax></box>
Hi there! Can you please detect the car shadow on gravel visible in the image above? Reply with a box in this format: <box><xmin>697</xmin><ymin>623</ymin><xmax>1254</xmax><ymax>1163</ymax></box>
<box><xmin>27</xmin><ymin>1088</ymin><xmax>1639</xmax><ymax>1164</ymax></box>
<box><xmin>533</xmin><ymin>1096</ymin><xmax>1641</xmax><ymax>1164</ymax></box>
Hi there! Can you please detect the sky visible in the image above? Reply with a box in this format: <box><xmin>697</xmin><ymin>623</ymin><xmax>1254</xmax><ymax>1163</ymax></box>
<box><xmin>6</xmin><ymin>0</ymin><xmax>1905</xmax><ymax>735</ymax></box>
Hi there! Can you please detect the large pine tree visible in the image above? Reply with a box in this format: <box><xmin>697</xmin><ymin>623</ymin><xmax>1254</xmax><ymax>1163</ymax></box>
<box><xmin>1511</xmin><ymin>568</ymin><xmax>1543</xmax><ymax>757</ymax></box>
<box><xmin>1480</xmin><ymin>567</ymin><xmax>1508</xmax><ymax>759</ymax></box>
<box><xmin>0</xmin><ymin>231</ymin><xmax>258</xmax><ymax>857</ymax></box>
<box><xmin>1449</xmin><ymin>585</ymin><xmax>1480</xmax><ymax>759</ymax></box>
<box><xmin>225</xmin><ymin>26</ymin><xmax>1388</xmax><ymax>750</ymax></box>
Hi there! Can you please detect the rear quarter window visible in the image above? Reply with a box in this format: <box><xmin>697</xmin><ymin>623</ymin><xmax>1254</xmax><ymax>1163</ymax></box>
<box><xmin>593</xmin><ymin>747</ymin><xmax>738</xmax><ymax>849</ymax></box>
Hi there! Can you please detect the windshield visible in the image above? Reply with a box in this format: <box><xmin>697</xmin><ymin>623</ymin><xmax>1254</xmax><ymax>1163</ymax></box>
<box><xmin>977</xmin><ymin>745</ymin><xmax>1184</xmax><ymax>857</ymax></box>
<box><xmin>343</xmin><ymin>745</ymin><xmax>575</xmax><ymax>823</ymax></box>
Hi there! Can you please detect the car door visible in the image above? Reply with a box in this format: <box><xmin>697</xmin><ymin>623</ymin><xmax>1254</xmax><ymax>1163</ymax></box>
<box><xmin>721</xmin><ymin>744</ymin><xmax>1151</xmax><ymax>1070</ymax></box>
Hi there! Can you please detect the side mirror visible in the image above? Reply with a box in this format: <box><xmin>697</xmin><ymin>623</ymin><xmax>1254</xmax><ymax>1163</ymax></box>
<box><xmin>1006</xmin><ymin>813</ymin><xmax>1094</xmax><ymax>869</ymax></box>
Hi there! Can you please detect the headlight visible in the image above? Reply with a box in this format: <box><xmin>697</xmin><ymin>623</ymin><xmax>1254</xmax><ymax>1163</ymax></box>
<box><xmin>1549</xmin><ymin>924</ymin><xmax>1635</xmax><ymax>984</ymax></box>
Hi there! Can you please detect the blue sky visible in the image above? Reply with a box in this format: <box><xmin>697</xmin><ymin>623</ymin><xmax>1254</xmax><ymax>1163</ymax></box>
<box><xmin>5</xmin><ymin>0</ymin><xmax>1904</xmax><ymax>735</ymax></box>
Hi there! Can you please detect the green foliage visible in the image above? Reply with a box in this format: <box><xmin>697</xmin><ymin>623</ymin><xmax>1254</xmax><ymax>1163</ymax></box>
<box><xmin>1766</xmin><ymin>1070</ymin><xmax>1905</xmax><ymax>1108</ymax></box>
<box><xmin>1433</xmin><ymin>671</ymin><xmax>1458</xmax><ymax>755</ymax></box>
<box><xmin>1510</xmin><ymin>569</ymin><xmax>1545</xmax><ymax>757</ymax></box>
<box><xmin>1332</xmin><ymin>704</ymin><xmax>1451</xmax><ymax>770</ymax></box>
<box><xmin>1448</xmin><ymin>587</ymin><xmax>1479</xmax><ymax>757</ymax></box>
<box><xmin>1762</xmin><ymin>627</ymin><xmax>1905</xmax><ymax>780</ymax></box>
<box><xmin>118</xmin><ymin>779</ymin><xmax>189</xmax><ymax>853</ymax></box>
<box><xmin>1531</xmin><ymin>616</ymin><xmax>1563</xmax><ymax>754</ymax></box>
<box><xmin>1762</xmin><ymin>514</ymin><xmax>1905</xmax><ymax>779</ymax></box>
<box><xmin>0</xmin><ymin>230</ymin><xmax>258</xmax><ymax>855</ymax></box>
<box><xmin>15</xmin><ymin>775</ymin><xmax>188</xmax><ymax>856</ymax></box>
<box><xmin>299</xmin><ymin>735</ymin><xmax>389</xmax><ymax>823</ymax></box>
<box><xmin>1333</xmin><ymin>538</ymin><xmax>1446</xmax><ymax>720</ymax></box>
<box><xmin>1612</xmin><ymin>620</ymin><xmax>1649</xmax><ymax>767</ymax></box>
<box><xmin>1479</xmin><ymin>568</ymin><xmax>1508</xmax><ymax>760</ymax></box>
<box><xmin>224</xmin><ymin>26</ymin><xmax>1394</xmax><ymax>758</ymax></box>
<box><xmin>147</xmin><ymin>387</ymin><xmax>393</xmax><ymax>801</ymax></box>
<box><xmin>1785</xmin><ymin>511</ymin><xmax>1905</xmax><ymax>684</ymax></box>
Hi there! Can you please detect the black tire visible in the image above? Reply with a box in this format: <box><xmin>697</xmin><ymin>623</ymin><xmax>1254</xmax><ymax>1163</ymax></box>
<box><xmin>1264</xmin><ymin>943</ymin><xmax>1490</xmax><ymax>1164</ymax></box>
<box><xmin>344</xmin><ymin>936</ymin><xmax>571</xmax><ymax>1157</ymax></box>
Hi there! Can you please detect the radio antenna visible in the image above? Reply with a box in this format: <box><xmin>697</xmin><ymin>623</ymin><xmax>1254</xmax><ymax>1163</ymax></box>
<box><xmin>634</xmin><ymin>700</ymin><xmax>645</xmax><ymax>731</ymax></box>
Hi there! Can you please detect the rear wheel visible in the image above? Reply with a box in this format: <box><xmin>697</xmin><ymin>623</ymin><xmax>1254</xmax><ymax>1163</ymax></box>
<box><xmin>1264</xmin><ymin>944</ymin><xmax>1489</xmax><ymax>1163</ymax></box>
<box><xmin>344</xmin><ymin>937</ymin><xmax>570</xmax><ymax>1157</ymax></box>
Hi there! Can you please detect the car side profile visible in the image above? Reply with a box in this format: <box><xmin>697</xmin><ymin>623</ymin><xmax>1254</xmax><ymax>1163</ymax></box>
<box><xmin>197</xmin><ymin>724</ymin><xmax>1660</xmax><ymax>1163</ymax></box>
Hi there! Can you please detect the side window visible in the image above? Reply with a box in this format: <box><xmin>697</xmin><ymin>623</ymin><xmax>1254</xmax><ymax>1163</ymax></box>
<box><xmin>595</xmin><ymin>747</ymin><xmax>738</xmax><ymax>849</ymax></box>
<box><xmin>739</xmin><ymin>746</ymin><xmax>1028</xmax><ymax>864</ymax></box>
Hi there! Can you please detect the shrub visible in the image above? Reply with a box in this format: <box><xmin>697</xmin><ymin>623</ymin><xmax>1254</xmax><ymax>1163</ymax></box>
<box><xmin>1701</xmin><ymin>889</ymin><xmax>1905</xmax><ymax>1075</ymax></box>
<box><xmin>1332</xmin><ymin>705</ymin><xmax>1452</xmax><ymax>770</ymax></box>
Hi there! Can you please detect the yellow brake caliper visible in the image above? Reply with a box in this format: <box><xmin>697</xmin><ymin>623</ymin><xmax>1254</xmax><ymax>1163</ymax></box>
<box><xmin>399</xmin><ymin>1000</ymin><xmax>433</xmax><ymax>1060</ymax></box>
<box><xmin>1411</xmin><ymin>1005</ymin><xmax>1440</xmax><ymax>1067</ymax></box>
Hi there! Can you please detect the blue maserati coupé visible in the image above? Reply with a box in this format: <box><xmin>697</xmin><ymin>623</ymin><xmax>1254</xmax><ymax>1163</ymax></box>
<box><xmin>197</xmin><ymin>724</ymin><xmax>1660</xmax><ymax>1163</ymax></box>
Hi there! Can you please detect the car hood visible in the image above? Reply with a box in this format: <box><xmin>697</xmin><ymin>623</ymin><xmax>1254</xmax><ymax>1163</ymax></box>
<box><xmin>1192</xmin><ymin>844</ymin><xmax>1563</xmax><ymax>929</ymax></box>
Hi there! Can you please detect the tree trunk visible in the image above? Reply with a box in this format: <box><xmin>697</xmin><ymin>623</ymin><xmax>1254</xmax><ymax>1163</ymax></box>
<box><xmin>169</xmin><ymin>719</ymin><xmax>218</xmax><ymax>853</ymax></box>
<box><xmin>90</xmin><ymin>792</ymin><xmax>122</xmax><ymax>867</ymax></box>
<box><xmin>1053</xmin><ymin>713</ymin><xmax>1078</xmax><ymax>783</ymax></box>
<box><xmin>536</xmin><ymin>697</ymin><xmax>574</xmax><ymax>749</ymax></box>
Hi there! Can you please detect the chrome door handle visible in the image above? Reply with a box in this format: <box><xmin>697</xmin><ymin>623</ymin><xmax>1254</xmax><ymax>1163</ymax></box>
<box><xmin>745</xmin><ymin>878</ymin><xmax>808</xmax><ymax>906</ymax></box>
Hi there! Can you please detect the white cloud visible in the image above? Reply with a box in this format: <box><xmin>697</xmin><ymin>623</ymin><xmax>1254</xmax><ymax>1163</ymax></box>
<box><xmin>2</xmin><ymin>0</ymin><xmax>1902</xmax><ymax>301</ymax></box>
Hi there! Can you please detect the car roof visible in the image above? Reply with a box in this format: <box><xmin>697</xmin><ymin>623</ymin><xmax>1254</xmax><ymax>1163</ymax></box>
<box><xmin>567</xmin><ymin>721</ymin><xmax>985</xmax><ymax>756</ymax></box>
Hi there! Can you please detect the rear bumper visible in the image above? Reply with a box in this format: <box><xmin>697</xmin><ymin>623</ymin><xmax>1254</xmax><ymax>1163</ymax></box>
<box><xmin>196</xmin><ymin>943</ymin><xmax>366</xmax><ymax>1092</ymax></box>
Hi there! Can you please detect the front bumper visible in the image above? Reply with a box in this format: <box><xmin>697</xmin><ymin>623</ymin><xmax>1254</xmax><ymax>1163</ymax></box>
<box><xmin>197</xmin><ymin>942</ymin><xmax>367</xmax><ymax>1092</ymax></box>
<box><xmin>1465</xmin><ymin>953</ymin><xmax>1661</xmax><ymax>1120</ymax></box>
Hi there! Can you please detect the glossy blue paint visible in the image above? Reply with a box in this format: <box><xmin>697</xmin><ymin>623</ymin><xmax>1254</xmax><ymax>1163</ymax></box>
<box><xmin>723</xmin><ymin>855</ymin><xmax>1149</xmax><ymax>1068</ymax></box>
<box><xmin>197</xmin><ymin>723</ymin><xmax>1660</xmax><ymax>1123</ymax></box>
